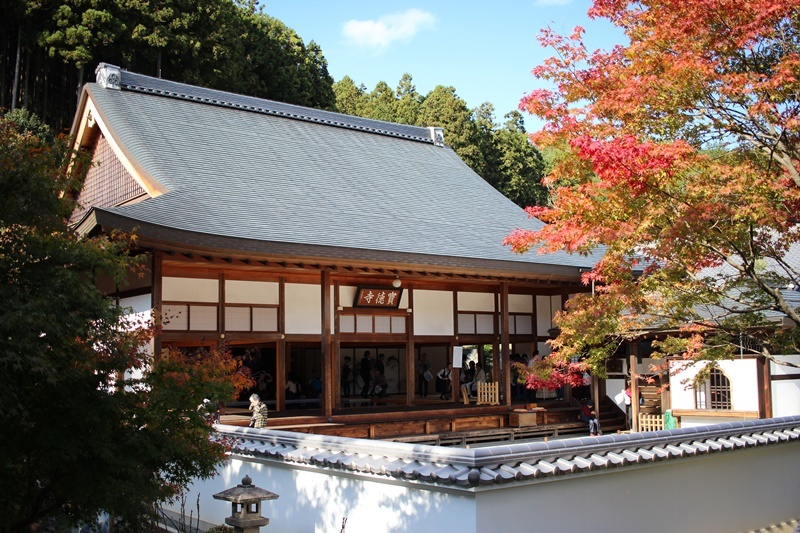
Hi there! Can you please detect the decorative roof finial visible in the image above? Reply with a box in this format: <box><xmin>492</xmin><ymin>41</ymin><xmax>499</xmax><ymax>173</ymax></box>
<box><xmin>96</xmin><ymin>63</ymin><xmax>121</xmax><ymax>90</ymax></box>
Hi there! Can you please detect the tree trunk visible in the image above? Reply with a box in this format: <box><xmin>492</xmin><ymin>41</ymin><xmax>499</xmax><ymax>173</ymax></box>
<box><xmin>75</xmin><ymin>64</ymin><xmax>84</xmax><ymax>111</ymax></box>
<box><xmin>11</xmin><ymin>26</ymin><xmax>21</xmax><ymax>110</ymax></box>
<box><xmin>1</xmin><ymin>36</ymin><xmax>7</xmax><ymax>109</ymax></box>
<box><xmin>23</xmin><ymin>46</ymin><xmax>30</xmax><ymax>109</ymax></box>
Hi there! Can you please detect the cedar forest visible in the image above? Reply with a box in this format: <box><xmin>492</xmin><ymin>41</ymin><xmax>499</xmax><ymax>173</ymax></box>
<box><xmin>1</xmin><ymin>0</ymin><xmax>547</xmax><ymax>209</ymax></box>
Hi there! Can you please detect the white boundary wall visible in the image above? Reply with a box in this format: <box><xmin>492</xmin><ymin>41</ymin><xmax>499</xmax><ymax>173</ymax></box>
<box><xmin>175</xmin><ymin>442</ymin><xmax>800</xmax><ymax>533</ymax></box>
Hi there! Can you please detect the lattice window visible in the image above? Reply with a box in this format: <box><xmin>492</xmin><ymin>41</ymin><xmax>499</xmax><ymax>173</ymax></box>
<box><xmin>695</xmin><ymin>367</ymin><xmax>732</xmax><ymax>410</ymax></box>
<box><xmin>162</xmin><ymin>303</ymin><xmax>218</xmax><ymax>331</ymax></box>
<box><xmin>339</xmin><ymin>313</ymin><xmax>405</xmax><ymax>334</ymax></box>
<box><xmin>457</xmin><ymin>312</ymin><xmax>496</xmax><ymax>335</ymax></box>
<box><xmin>225</xmin><ymin>305</ymin><xmax>278</xmax><ymax>332</ymax></box>
<box><xmin>71</xmin><ymin>135</ymin><xmax>147</xmax><ymax>223</ymax></box>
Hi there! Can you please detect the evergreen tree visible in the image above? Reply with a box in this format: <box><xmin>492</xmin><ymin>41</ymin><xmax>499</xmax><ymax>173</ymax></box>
<box><xmin>494</xmin><ymin>111</ymin><xmax>547</xmax><ymax>207</ymax></box>
<box><xmin>0</xmin><ymin>110</ymin><xmax>250</xmax><ymax>531</ymax></box>
<box><xmin>394</xmin><ymin>73</ymin><xmax>421</xmax><ymax>125</ymax></box>
<box><xmin>361</xmin><ymin>80</ymin><xmax>396</xmax><ymax>121</ymax></box>
<box><xmin>417</xmin><ymin>85</ymin><xmax>484</xmax><ymax>173</ymax></box>
<box><xmin>333</xmin><ymin>75</ymin><xmax>365</xmax><ymax>115</ymax></box>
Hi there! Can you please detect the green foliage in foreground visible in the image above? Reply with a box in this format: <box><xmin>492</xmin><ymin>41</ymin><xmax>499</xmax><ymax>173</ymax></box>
<box><xmin>0</xmin><ymin>111</ymin><xmax>250</xmax><ymax>532</ymax></box>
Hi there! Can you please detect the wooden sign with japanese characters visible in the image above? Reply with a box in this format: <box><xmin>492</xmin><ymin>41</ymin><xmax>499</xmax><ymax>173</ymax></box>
<box><xmin>354</xmin><ymin>287</ymin><xmax>403</xmax><ymax>309</ymax></box>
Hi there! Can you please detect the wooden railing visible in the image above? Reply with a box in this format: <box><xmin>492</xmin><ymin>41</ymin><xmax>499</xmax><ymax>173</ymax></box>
<box><xmin>639</xmin><ymin>413</ymin><xmax>664</xmax><ymax>432</ymax></box>
<box><xmin>476</xmin><ymin>382</ymin><xmax>500</xmax><ymax>406</ymax></box>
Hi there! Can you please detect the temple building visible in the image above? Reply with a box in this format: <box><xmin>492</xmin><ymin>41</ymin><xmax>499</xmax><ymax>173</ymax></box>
<box><xmin>72</xmin><ymin>63</ymin><xmax>599</xmax><ymax>418</ymax></box>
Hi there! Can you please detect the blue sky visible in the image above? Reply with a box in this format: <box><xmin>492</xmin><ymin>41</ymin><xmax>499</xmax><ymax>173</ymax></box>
<box><xmin>264</xmin><ymin>0</ymin><xmax>627</xmax><ymax>130</ymax></box>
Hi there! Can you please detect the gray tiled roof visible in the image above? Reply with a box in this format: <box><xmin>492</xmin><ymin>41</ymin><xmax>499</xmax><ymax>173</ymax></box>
<box><xmin>81</xmin><ymin>67</ymin><xmax>600</xmax><ymax>273</ymax></box>
<box><xmin>214</xmin><ymin>416</ymin><xmax>800</xmax><ymax>490</ymax></box>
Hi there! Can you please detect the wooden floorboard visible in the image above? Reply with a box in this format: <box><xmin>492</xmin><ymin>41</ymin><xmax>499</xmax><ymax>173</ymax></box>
<box><xmin>218</xmin><ymin>397</ymin><xmax>629</xmax><ymax>445</ymax></box>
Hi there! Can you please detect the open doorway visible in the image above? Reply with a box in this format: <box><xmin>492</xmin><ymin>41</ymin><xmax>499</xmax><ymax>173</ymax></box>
<box><xmin>340</xmin><ymin>345</ymin><xmax>406</xmax><ymax>408</ymax></box>
<box><xmin>284</xmin><ymin>343</ymin><xmax>323</xmax><ymax>412</ymax></box>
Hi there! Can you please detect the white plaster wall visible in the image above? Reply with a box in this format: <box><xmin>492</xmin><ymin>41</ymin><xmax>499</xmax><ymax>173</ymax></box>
<box><xmin>120</xmin><ymin>294</ymin><xmax>152</xmax><ymax>319</ymax></box>
<box><xmin>772</xmin><ymin>354</ymin><xmax>800</xmax><ymax>374</ymax></box>
<box><xmin>457</xmin><ymin>291</ymin><xmax>494</xmax><ymax>312</ymax></box>
<box><xmin>679</xmin><ymin>415</ymin><xmax>758</xmax><ymax>428</ymax></box>
<box><xmin>162</xmin><ymin>277</ymin><xmax>218</xmax><ymax>302</ymax></box>
<box><xmin>174</xmin><ymin>439</ymin><xmax>800</xmax><ymax>533</ymax></box>
<box><xmin>174</xmin><ymin>456</ymin><xmax>477</xmax><ymax>533</ymax></box>
<box><xmin>413</xmin><ymin>290</ymin><xmax>454</xmax><ymax>336</ymax></box>
<box><xmin>225</xmin><ymin>280</ymin><xmax>279</xmax><ymax>304</ymax></box>
<box><xmin>285</xmin><ymin>283</ymin><xmax>321</xmax><ymax>334</ymax></box>
<box><xmin>535</xmin><ymin>295</ymin><xmax>561</xmax><ymax>336</ymax></box>
<box><xmin>773</xmin><ymin>380</ymin><xmax>800</xmax><ymax>417</ymax></box>
<box><xmin>535</xmin><ymin>296</ymin><xmax>551</xmax><ymax>336</ymax></box>
<box><xmin>340</xmin><ymin>286</ymin><xmax>357</xmax><ymax>309</ymax></box>
<box><xmin>607</xmin><ymin>378</ymin><xmax>627</xmax><ymax>410</ymax></box>
<box><xmin>475</xmin><ymin>442</ymin><xmax>800</xmax><ymax>533</ymax></box>
<box><xmin>771</xmin><ymin>355</ymin><xmax>800</xmax><ymax>417</ymax></box>
<box><xmin>119</xmin><ymin>294</ymin><xmax>154</xmax><ymax>376</ymax></box>
<box><xmin>669</xmin><ymin>359</ymin><xmax>759</xmax><ymax>412</ymax></box>
<box><xmin>508</xmin><ymin>294</ymin><xmax>533</xmax><ymax>313</ymax></box>
<box><xmin>772</xmin><ymin>355</ymin><xmax>800</xmax><ymax>417</ymax></box>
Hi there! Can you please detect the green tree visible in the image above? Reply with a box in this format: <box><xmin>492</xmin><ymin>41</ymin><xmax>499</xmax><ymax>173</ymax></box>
<box><xmin>394</xmin><ymin>73</ymin><xmax>421</xmax><ymax>125</ymax></box>
<box><xmin>333</xmin><ymin>75</ymin><xmax>365</xmax><ymax>115</ymax></box>
<box><xmin>0</xmin><ymin>112</ymin><xmax>251</xmax><ymax>531</ymax></box>
<box><xmin>472</xmin><ymin>102</ymin><xmax>503</xmax><ymax>189</ymax></box>
<box><xmin>494</xmin><ymin>111</ymin><xmax>547</xmax><ymax>208</ymax></box>
<box><xmin>37</xmin><ymin>0</ymin><xmax>128</xmax><ymax>89</ymax></box>
<box><xmin>1</xmin><ymin>0</ymin><xmax>336</xmax><ymax>131</ymax></box>
<box><xmin>417</xmin><ymin>85</ymin><xmax>484</xmax><ymax>173</ymax></box>
<box><xmin>227</xmin><ymin>11</ymin><xmax>335</xmax><ymax>108</ymax></box>
<box><xmin>360</xmin><ymin>80</ymin><xmax>396</xmax><ymax>121</ymax></box>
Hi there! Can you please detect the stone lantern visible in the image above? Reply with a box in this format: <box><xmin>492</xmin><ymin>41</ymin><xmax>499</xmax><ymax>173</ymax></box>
<box><xmin>213</xmin><ymin>475</ymin><xmax>279</xmax><ymax>533</ymax></box>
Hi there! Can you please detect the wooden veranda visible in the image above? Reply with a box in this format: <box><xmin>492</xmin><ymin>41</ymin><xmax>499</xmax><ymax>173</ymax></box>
<box><xmin>220</xmin><ymin>396</ymin><xmax>628</xmax><ymax>446</ymax></box>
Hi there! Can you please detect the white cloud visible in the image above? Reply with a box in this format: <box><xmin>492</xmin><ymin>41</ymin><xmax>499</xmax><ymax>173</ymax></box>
<box><xmin>342</xmin><ymin>9</ymin><xmax>436</xmax><ymax>51</ymax></box>
<box><xmin>533</xmin><ymin>0</ymin><xmax>573</xmax><ymax>5</ymax></box>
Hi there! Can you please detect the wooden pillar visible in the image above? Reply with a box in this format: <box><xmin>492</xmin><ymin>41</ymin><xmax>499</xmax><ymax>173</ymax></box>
<box><xmin>333</xmin><ymin>279</ymin><xmax>341</xmax><ymax>410</ymax></box>
<box><xmin>277</xmin><ymin>278</ymin><xmax>286</xmax><ymax>412</ymax></box>
<box><xmin>591</xmin><ymin>375</ymin><xmax>600</xmax><ymax>419</ymax></box>
<box><xmin>452</xmin><ymin>341</ymin><xmax>462</xmax><ymax>403</ymax></box>
<box><xmin>561</xmin><ymin>292</ymin><xmax>572</xmax><ymax>405</ymax></box>
<box><xmin>322</xmin><ymin>270</ymin><xmax>333</xmax><ymax>418</ymax></box>
<box><xmin>151</xmin><ymin>251</ymin><xmax>163</xmax><ymax>357</ymax></box>
<box><xmin>276</xmin><ymin>338</ymin><xmax>285</xmax><ymax>411</ymax></box>
<box><xmin>406</xmin><ymin>287</ymin><xmax>415</xmax><ymax>406</ymax></box>
<box><xmin>757</xmin><ymin>355</ymin><xmax>772</xmax><ymax>418</ymax></box>
<box><xmin>218</xmin><ymin>273</ymin><xmax>225</xmax><ymax>343</ymax></box>
<box><xmin>500</xmin><ymin>282</ymin><xmax>511</xmax><ymax>406</ymax></box>
<box><xmin>629</xmin><ymin>344</ymin><xmax>640</xmax><ymax>432</ymax></box>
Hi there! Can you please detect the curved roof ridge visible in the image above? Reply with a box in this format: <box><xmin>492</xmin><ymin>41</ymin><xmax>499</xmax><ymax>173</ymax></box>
<box><xmin>214</xmin><ymin>416</ymin><xmax>800</xmax><ymax>489</ymax></box>
<box><xmin>105</xmin><ymin>65</ymin><xmax>436</xmax><ymax>144</ymax></box>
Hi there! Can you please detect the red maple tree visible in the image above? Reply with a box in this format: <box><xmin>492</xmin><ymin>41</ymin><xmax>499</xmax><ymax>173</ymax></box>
<box><xmin>509</xmin><ymin>0</ymin><xmax>800</xmax><ymax>387</ymax></box>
